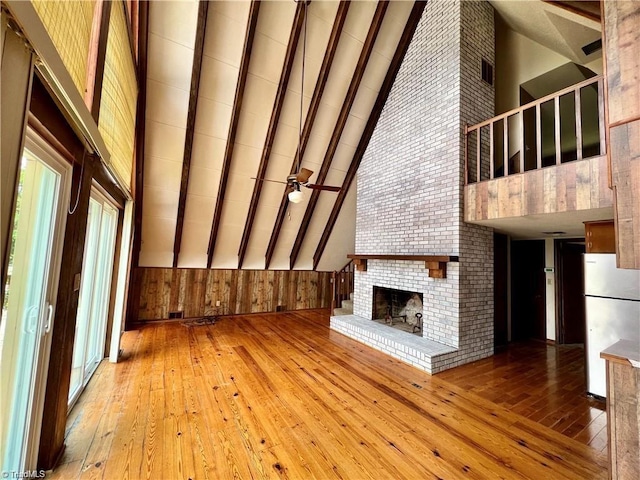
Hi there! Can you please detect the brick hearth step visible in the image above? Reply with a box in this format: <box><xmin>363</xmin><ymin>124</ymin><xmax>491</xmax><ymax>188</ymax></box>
<box><xmin>330</xmin><ymin>314</ymin><xmax>459</xmax><ymax>374</ymax></box>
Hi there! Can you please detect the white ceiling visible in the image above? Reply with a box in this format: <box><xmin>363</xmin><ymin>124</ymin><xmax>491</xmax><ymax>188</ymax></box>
<box><xmin>139</xmin><ymin>0</ymin><xmax>416</xmax><ymax>270</ymax></box>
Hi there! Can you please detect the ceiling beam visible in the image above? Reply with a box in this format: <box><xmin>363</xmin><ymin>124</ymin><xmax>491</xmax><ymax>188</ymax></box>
<box><xmin>125</xmin><ymin>0</ymin><xmax>148</xmax><ymax>327</ymax></box>
<box><xmin>313</xmin><ymin>1</ymin><xmax>426</xmax><ymax>270</ymax></box>
<box><xmin>289</xmin><ymin>0</ymin><xmax>389</xmax><ymax>270</ymax></box>
<box><xmin>543</xmin><ymin>1</ymin><xmax>601</xmax><ymax>23</ymax></box>
<box><xmin>130</xmin><ymin>0</ymin><xmax>148</xmax><ymax>269</ymax></box>
<box><xmin>237</xmin><ymin>1</ymin><xmax>306</xmax><ymax>269</ymax></box>
<box><xmin>172</xmin><ymin>0</ymin><xmax>210</xmax><ymax>268</ymax></box>
<box><xmin>206</xmin><ymin>0</ymin><xmax>261</xmax><ymax>268</ymax></box>
<box><xmin>264</xmin><ymin>1</ymin><xmax>351</xmax><ymax>269</ymax></box>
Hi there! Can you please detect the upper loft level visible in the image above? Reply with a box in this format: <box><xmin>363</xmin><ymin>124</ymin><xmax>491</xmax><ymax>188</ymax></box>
<box><xmin>463</xmin><ymin>1</ymin><xmax>613</xmax><ymax>238</ymax></box>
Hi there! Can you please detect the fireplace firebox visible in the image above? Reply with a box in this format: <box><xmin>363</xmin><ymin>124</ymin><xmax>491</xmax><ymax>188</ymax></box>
<box><xmin>372</xmin><ymin>286</ymin><xmax>423</xmax><ymax>335</ymax></box>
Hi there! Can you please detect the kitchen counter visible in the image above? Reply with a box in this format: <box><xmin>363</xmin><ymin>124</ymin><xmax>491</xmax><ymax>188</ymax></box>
<box><xmin>601</xmin><ymin>338</ymin><xmax>640</xmax><ymax>479</ymax></box>
<box><xmin>601</xmin><ymin>338</ymin><xmax>640</xmax><ymax>368</ymax></box>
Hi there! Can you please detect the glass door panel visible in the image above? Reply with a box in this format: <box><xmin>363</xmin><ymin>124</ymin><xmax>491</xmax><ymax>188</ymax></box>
<box><xmin>68</xmin><ymin>199</ymin><xmax>101</xmax><ymax>401</ymax></box>
<box><xmin>1</xmin><ymin>136</ymin><xmax>70</xmax><ymax>472</ymax></box>
<box><xmin>84</xmin><ymin>201</ymin><xmax>116</xmax><ymax>378</ymax></box>
<box><xmin>68</xmin><ymin>191</ymin><xmax>118</xmax><ymax>407</ymax></box>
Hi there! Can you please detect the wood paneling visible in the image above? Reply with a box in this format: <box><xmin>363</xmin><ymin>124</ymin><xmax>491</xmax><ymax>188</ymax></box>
<box><xmin>601</xmin><ymin>340</ymin><xmax>640</xmax><ymax>480</ymax></box>
<box><xmin>603</xmin><ymin>1</ymin><xmax>640</xmax><ymax>269</ymax></box>
<box><xmin>49</xmin><ymin>312</ymin><xmax>607</xmax><ymax>479</ymax></box>
<box><xmin>135</xmin><ymin>268</ymin><xmax>332</xmax><ymax>321</ymax></box>
<box><xmin>609</xmin><ymin>120</ymin><xmax>640</xmax><ymax>268</ymax></box>
<box><xmin>603</xmin><ymin>2</ymin><xmax>640</xmax><ymax>126</ymax></box>
<box><xmin>465</xmin><ymin>155</ymin><xmax>613</xmax><ymax>222</ymax></box>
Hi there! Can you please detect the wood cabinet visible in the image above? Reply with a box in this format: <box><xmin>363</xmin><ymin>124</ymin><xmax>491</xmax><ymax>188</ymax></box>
<box><xmin>584</xmin><ymin>220</ymin><xmax>615</xmax><ymax>253</ymax></box>
<box><xmin>601</xmin><ymin>340</ymin><xmax>640</xmax><ymax>480</ymax></box>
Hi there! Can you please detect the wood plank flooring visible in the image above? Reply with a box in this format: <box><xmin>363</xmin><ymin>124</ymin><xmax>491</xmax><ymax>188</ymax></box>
<box><xmin>437</xmin><ymin>342</ymin><xmax>608</xmax><ymax>453</ymax></box>
<box><xmin>49</xmin><ymin>310</ymin><xmax>607</xmax><ymax>480</ymax></box>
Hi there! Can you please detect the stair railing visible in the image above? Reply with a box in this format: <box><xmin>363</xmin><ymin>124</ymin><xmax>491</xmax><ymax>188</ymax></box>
<box><xmin>331</xmin><ymin>259</ymin><xmax>354</xmax><ymax>313</ymax></box>
<box><xmin>464</xmin><ymin>75</ymin><xmax>605</xmax><ymax>184</ymax></box>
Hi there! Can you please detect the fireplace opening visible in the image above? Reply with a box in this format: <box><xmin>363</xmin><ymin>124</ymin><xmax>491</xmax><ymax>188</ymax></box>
<box><xmin>372</xmin><ymin>286</ymin><xmax>423</xmax><ymax>336</ymax></box>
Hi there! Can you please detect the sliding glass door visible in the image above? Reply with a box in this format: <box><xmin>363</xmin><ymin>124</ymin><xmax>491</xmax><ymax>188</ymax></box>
<box><xmin>0</xmin><ymin>132</ymin><xmax>70</xmax><ymax>472</ymax></box>
<box><xmin>68</xmin><ymin>189</ymin><xmax>118</xmax><ymax>406</ymax></box>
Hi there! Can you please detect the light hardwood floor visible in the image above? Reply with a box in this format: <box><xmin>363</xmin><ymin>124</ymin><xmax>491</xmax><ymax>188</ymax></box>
<box><xmin>48</xmin><ymin>309</ymin><xmax>607</xmax><ymax>479</ymax></box>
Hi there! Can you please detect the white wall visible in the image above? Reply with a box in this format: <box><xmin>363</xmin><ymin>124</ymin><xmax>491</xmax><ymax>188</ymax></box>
<box><xmin>544</xmin><ymin>238</ymin><xmax>556</xmax><ymax>341</ymax></box>
<box><xmin>495</xmin><ymin>16</ymin><xmax>602</xmax><ymax>115</ymax></box>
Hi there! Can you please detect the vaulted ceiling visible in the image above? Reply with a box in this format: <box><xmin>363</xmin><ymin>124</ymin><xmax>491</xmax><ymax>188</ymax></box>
<box><xmin>139</xmin><ymin>0</ymin><xmax>423</xmax><ymax>271</ymax></box>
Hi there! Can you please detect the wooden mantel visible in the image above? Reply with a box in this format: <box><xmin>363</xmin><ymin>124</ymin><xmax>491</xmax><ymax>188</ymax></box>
<box><xmin>347</xmin><ymin>254</ymin><xmax>459</xmax><ymax>278</ymax></box>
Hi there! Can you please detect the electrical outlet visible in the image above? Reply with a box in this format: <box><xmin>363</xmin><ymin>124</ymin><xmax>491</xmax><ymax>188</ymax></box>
<box><xmin>216</xmin><ymin>300</ymin><xmax>221</xmax><ymax>307</ymax></box>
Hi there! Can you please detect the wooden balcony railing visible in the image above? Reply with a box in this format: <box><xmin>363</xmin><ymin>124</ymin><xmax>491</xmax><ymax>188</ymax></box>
<box><xmin>331</xmin><ymin>260</ymin><xmax>354</xmax><ymax>313</ymax></box>
<box><xmin>464</xmin><ymin>75</ymin><xmax>606</xmax><ymax>185</ymax></box>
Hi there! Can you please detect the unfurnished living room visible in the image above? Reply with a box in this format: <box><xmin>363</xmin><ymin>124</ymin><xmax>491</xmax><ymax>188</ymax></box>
<box><xmin>1</xmin><ymin>0</ymin><xmax>639</xmax><ymax>479</ymax></box>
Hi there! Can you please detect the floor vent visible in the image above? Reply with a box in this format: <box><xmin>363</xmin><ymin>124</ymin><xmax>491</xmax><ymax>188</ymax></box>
<box><xmin>411</xmin><ymin>382</ymin><xmax>423</xmax><ymax>389</ymax></box>
<box><xmin>168</xmin><ymin>311</ymin><xmax>184</xmax><ymax>319</ymax></box>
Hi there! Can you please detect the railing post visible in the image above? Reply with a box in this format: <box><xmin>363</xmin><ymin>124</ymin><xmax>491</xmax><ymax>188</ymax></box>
<box><xmin>476</xmin><ymin>127</ymin><xmax>481</xmax><ymax>182</ymax></box>
<box><xmin>489</xmin><ymin>121</ymin><xmax>494</xmax><ymax>179</ymax></box>
<box><xmin>503</xmin><ymin>118</ymin><xmax>509</xmax><ymax>176</ymax></box>
<box><xmin>464</xmin><ymin>123</ymin><xmax>469</xmax><ymax>184</ymax></box>
<box><xmin>519</xmin><ymin>111</ymin><xmax>525</xmax><ymax>173</ymax></box>
<box><xmin>554</xmin><ymin>96</ymin><xmax>561</xmax><ymax>165</ymax></box>
<box><xmin>575</xmin><ymin>87</ymin><xmax>583</xmax><ymax>161</ymax></box>
<box><xmin>597</xmin><ymin>78</ymin><xmax>606</xmax><ymax>156</ymax></box>
<box><xmin>535</xmin><ymin>103</ymin><xmax>542</xmax><ymax>169</ymax></box>
<box><xmin>331</xmin><ymin>271</ymin><xmax>337</xmax><ymax>313</ymax></box>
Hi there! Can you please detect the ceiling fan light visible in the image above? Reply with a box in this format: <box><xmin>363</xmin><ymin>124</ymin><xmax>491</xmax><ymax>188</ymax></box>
<box><xmin>288</xmin><ymin>189</ymin><xmax>304</xmax><ymax>204</ymax></box>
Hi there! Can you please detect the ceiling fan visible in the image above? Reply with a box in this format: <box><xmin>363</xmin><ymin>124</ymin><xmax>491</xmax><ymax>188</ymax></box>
<box><xmin>251</xmin><ymin>0</ymin><xmax>340</xmax><ymax>204</ymax></box>
<box><xmin>253</xmin><ymin>168</ymin><xmax>340</xmax><ymax>203</ymax></box>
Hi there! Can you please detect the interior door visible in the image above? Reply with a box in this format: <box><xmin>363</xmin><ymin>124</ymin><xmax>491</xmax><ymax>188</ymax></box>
<box><xmin>511</xmin><ymin>240</ymin><xmax>546</xmax><ymax>341</ymax></box>
<box><xmin>494</xmin><ymin>232</ymin><xmax>509</xmax><ymax>349</ymax></box>
<box><xmin>0</xmin><ymin>132</ymin><xmax>70</xmax><ymax>471</ymax></box>
<box><xmin>557</xmin><ymin>240</ymin><xmax>586</xmax><ymax>344</ymax></box>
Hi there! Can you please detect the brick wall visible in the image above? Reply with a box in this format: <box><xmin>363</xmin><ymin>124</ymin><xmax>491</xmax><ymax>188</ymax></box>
<box><xmin>457</xmin><ymin>0</ymin><xmax>496</xmax><ymax>363</ymax></box>
<box><xmin>340</xmin><ymin>0</ymin><xmax>496</xmax><ymax>371</ymax></box>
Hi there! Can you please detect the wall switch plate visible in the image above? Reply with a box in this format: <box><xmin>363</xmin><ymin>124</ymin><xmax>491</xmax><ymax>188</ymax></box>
<box><xmin>216</xmin><ymin>300</ymin><xmax>221</xmax><ymax>307</ymax></box>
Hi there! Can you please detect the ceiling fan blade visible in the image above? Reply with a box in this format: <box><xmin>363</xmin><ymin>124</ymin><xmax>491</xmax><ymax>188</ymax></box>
<box><xmin>304</xmin><ymin>183</ymin><xmax>341</xmax><ymax>192</ymax></box>
<box><xmin>296</xmin><ymin>168</ymin><xmax>314</xmax><ymax>183</ymax></box>
<box><xmin>250</xmin><ymin>177</ymin><xmax>288</xmax><ymax>185</ymax></box>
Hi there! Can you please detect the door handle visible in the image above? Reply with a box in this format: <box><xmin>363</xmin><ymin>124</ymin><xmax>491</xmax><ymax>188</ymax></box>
<box><xmin>44</xmin><ymin>303</ymin><xmax>54</xmax><ymax>334</ymax></box>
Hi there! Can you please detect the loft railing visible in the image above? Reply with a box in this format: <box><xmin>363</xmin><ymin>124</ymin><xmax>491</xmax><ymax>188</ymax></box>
<box><xmin>464</xmin><ymin>75</ymin><xmax>606</xmax><ymax>185</ymax></box>
<box><xmin>331</xmin><ymin>259</ymin><xmax>354</xmax><ymax>313</ymax></box>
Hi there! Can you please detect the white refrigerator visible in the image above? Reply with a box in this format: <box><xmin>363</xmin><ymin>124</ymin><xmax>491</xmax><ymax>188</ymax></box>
<box><xmin>584</xmin><ymin>254</ymin><xmax>640</xmax><ymax>398</ymax></box>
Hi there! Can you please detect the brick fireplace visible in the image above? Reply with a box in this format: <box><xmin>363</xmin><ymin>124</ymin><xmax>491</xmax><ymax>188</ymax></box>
<box><xmin>330</xmin><ymin>0</ymin><xmax>495</xmax><ymax>374</ymax></box>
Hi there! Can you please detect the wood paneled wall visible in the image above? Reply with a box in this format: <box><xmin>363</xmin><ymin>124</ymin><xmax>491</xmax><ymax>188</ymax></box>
<box><xmin>134</xmin><ymin>268</ymin><xmax>332</xmax><ymax>322</ymax></box>
<box><xmin>603</xmin><ymin>1</ymin><xmax>640</xmax><ymax>269</ymax></box>
<box><xmin>464</xmin><ymin>155</ymin><xmax>613</xmax><ymax>222</ymax></box>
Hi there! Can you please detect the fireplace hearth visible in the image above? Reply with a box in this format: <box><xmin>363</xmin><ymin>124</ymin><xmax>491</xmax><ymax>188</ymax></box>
<box><xmin>373</xmin><ymin>286</ymin><xmax>423</xmax><ymax>335</ymax></box>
